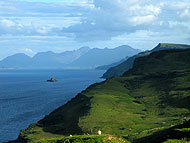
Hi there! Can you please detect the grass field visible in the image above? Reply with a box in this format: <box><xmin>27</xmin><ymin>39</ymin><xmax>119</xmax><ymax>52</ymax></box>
<box><xmin>34</xmin><ymin>135</ymin><xmax>130</xmax><ymax>143</ymax></box>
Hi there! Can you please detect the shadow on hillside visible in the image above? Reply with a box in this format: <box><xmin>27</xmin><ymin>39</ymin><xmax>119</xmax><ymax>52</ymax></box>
<box><xmin>139</xmin><ymin>70</ymin><xmax>190</xmax><ymax>109</ymax></box>
<box><xmin>38</xmin><ymin>93</ymin><xmax>93</xmax><ymax>135</ymax></box>
<box><xmin>133</xmin><ymin>121</ymin><xmax>190</xmax><ymax>143</ymax></box>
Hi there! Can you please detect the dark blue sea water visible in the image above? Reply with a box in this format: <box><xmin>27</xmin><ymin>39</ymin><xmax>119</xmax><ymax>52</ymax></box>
<box><xmin>0</xmin><ymin>69</ymin><xmax>104</xmax><ymax>142</ymax></box>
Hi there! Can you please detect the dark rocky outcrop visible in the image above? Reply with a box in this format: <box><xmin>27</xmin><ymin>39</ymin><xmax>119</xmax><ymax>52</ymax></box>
<box><xmin>47</xmin><ymin>77</ymin><xmax>57</xmax><ymax>82</ymax></box>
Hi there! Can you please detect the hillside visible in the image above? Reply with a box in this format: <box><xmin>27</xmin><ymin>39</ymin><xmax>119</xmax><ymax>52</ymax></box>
<box><xmin>95</xmin><ymin>57</ymin><xmax>128</xmax><ymax>70</ymax></box>
<box><xmin>22</xmin><ymin>122</ymin><xmax>190</xmax><ymax>143</ymax></box>
<box><xmin>135</xmin><ymin>120</ymin><xmax>190</xmax><ymax>143</ymax></box>
<box><xmin>102</xmin><ymin>43</ymin><xmax>190</xmax><ymax>79</ymax></box>
<box><xmin>18</xmin><ymin>48</ymin><xmax>190</xmax><ymax>143</ymax></box>
<box><xmin>124</xmin><ymin>49</ymin><xmax>190</xmax><ymax>76</ymax></box>
<box><xmin>102</xmin><ymin>51</ymin><xmax>150</xmax><ymax>78</ymax></box>
<box><xmin>18</xmin><ymin>135</ymin><xmax>129</xmax><ymax>143</ymax></box>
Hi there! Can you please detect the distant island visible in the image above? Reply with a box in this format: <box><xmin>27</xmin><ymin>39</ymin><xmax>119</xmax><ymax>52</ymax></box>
<box><xmin>47</xmin><ymin>77</ymin><xmax>57</xmax><ymax>82</ymax></box>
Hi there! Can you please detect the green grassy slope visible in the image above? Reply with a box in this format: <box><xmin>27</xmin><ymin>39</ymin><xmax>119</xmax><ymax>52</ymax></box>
<box><xmin>124</xmin><ymin>49</ymin><xmax>190</xmax><ymax>76</ymax></box>
<box><xmin>18</xmin><ymin>49</ymin><xmax>190</xmax><ymax>143</ymax></box>
<box><xmin>135</xmin><ymin>120</ymin><xmax>190</xmax><ymax>143</ymax></box>
<box><xmin>101</xmin><ymin>51</ymin><xmax>150</xmax><ymax>79</ymax></box>
<box><xmin>34</xmin><ymin>135</ymin><xmax>129</xmax><ymax>143</ymax></box>
<box><xmin>102</xmin><ymin>43</ymin><xmax>190</xmax><ymax>79</ymax></box>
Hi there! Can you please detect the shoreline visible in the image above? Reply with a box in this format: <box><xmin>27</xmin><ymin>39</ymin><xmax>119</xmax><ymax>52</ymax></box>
<box><xmin>0</xmin><ymin>69</ymin><xmax>104</xmax><ymax>143</ymax></box>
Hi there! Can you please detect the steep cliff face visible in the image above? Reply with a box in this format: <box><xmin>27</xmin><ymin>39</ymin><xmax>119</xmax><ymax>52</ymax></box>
<box><xmin>102</xmin><ymin>43</ymin><xmax>190</xmax><ymax>79</ymax></box>
<box><xmin>124</xmin><ymin>49</ymin><xmax>190</xmax><ymax>76</ymax></box>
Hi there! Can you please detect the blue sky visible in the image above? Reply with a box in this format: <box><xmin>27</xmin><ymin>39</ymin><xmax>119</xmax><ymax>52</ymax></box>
<box><xmin>21</xmin><ymin>0</ymin><xmax>68</xmax><ymax>1</ymax></box>
<box><xmin>19</xmin><ymin>0</ymin><xmax>80</xmax><ymax>2</ymax></box>
<box><xmin>0</xmin><ymin>0</ymin><xmax>189</xmax><ymax>60</ymax></box>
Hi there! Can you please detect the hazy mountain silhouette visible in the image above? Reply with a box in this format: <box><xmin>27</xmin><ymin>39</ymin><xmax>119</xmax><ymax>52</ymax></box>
<box><xmin>0</xmin><ymin>47</ymin><xmax>90</xmax><ymax>69</ymax></box>
<box><xmin>0</xmin><ymin>45</ymin><xmax>140</xmax><ymax>69</ymax></box>
<box><xmin>70</xmin><ymin>45</ymin><xmax>141</xmax><ymax>69</ymax></box>
<box><xmin>0</xmin><ymin>53</ymin><xmax>32</xmax><ymax>68</ymax></box>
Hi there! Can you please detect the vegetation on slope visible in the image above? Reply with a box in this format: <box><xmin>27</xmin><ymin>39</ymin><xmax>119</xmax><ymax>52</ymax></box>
<box><xmin>95</xmin><ymin>57</ymin><xmax>128</xmax><ymax>70</ymax></box>
<box><xmin>35</xmin><ymin>135</ymin><xmax>129</xmax><ymax>143</ymax></box>
<box><xmin>101</xmin><ymin>51</ymin><xmax>150</xmax><ymax>79</ymax></box>
<box><xmin>124</xmin><ymin>49</ymin><xmax>190</xmax><ymax>76</ymax></box>
<box><xmin>18</xmin><ymin>49</ymin><xmax>190</xmax><ymax>143</ymax></box>
<box><xmin>135</xmin><ymin>120</ymin><xmax>190</xmax><ymax>143</ymax></box>
<box><xmin>102</xmin><ymin>43</ymin><xmax>190</xmax><ymax>79</ymax></box>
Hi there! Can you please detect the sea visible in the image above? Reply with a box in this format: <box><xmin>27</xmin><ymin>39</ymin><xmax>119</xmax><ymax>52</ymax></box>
<box><xmin>0</xmin><ymin>69</ymin><xmax>104</xmax><ymax>142</ymax></box>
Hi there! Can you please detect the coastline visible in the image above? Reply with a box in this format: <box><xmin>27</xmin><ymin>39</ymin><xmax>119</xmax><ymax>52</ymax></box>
<box><xmin>0</xmin><ymin>69</ymin><xmax>104</xmax><ymax>143</ymax></box>
<box><xmin>15</xmin><ymin>80</ymin><xmax>105</xmax><ymax>142</ymax></box>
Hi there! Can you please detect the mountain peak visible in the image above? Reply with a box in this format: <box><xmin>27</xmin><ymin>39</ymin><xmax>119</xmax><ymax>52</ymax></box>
<box><xmin>33</xmin><ymin>51</ymin><xmax>55</xmax><ymax>59</ymax></box>
<box><xmin>4</xmin><ymin>53</ymin><xmax>31</xmax><ymax>60</ymax></box>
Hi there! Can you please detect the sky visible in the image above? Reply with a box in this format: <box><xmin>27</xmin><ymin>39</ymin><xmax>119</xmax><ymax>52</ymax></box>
<box><xmin>0</xmin><ymin>0</ymin><xmax>189</xmax><ymax>60</ymax></box>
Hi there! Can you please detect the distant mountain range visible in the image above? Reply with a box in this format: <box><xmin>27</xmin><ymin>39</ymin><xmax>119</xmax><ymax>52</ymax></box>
<box><xmin>102</xmin><ymin>43</ymin><xmax>190</xmax><ymax>78</ymax></box>
<box><xmin>0</xmin><ymin>45</ymin><xmax>140</xmax><ymax>69</ymax></box>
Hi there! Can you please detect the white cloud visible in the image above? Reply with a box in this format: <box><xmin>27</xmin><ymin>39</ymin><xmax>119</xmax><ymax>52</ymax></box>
<box><xmin>180</xmin><ymin>8</ymin><xmax>190</xmax><ymax>21</ymax></box>
<box><xmin>130</xmin><ymin>15</ymin><xmax>156</xmax><ymax>26</ymax></box>
<box><xmin>129</xmin><ymin>4</ymin><xmax>161</xmax><ymax>16</ymax></box>
<box><xmin>169</xmin><ymin>1</ymin><xmax>190</xmax><ymax>10</ymax></box>
<box><xmin>24</xmin><ymin>48</ymin><xmax>34</xmax><ymax>53</ymax></box>
<box><xmin>0</xmin><ymin>19</ymin><xmax>16</xmax><ymax>27</ymax></box>
<box><xmin>60</xmin><ymin>0</ymin><xmax>190</xmax><ymax>42</ymax></box>
<box><xmin>1</xmin><ymin>0</ymin><xmax>189</xmax><ymax>41</ymax></box>
<box><xmin>0</xmin><ymin>19</ymin><xmax>51</xmax><ymax>36</ymax></box>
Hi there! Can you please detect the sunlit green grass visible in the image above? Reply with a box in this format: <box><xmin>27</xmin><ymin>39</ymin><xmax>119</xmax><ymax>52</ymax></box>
<box><xmin>35</xmin><ymin>135</ymin><xmax>130</xmax><ymax>143</ymax></box>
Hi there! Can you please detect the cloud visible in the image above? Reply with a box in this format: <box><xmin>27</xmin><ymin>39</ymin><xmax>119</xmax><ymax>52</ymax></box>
<box><xmin>24</xmin><ymin>48</ymin><xmax>34</xmax><ymax>54</ymax></box>
<box><xmin>61</xmin><ymin>0</ymin><xmax>190</xmax><ymax>41</ymax></box>
<box><xmin>0</xmin><ymin>0</ymin><xmax>92</xmax><ymax>37</ymax></box>
<box><xmin>0</xmin><ymin>19</ymin><xmax>49</xmax><ymax>36</ymax></box>
<box><xmin>36</xmin><ymin>27</ymin><xmax>48</xmax><ymax>34</ymax></box>
<box><xmin>0</xmin><ymin>0</ymin><xmax>93</xmax><ymax>17</ymax></box>
<box><xmin>1</xmin><ymin>0</ymin><xmax>189</xmax><ymax>42</ymax></box>
<box><xmin>130</xmin><ymin>15</ymin><xmax>156</xmax><ymax>26</ymax></box>
<box><xmin>180</xmin><ymin>8</ymin><xmax>190</xmax><ymax>21</ymax></box>
<box><xmin>0</xmin><ymin>19</ymin><xmax>16</xmax><ymax>27</ymax></box>
<box><xmin>0</xmin><ymin>0</ymin><xmax>189</xmax><ymax>58</ymax></box>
